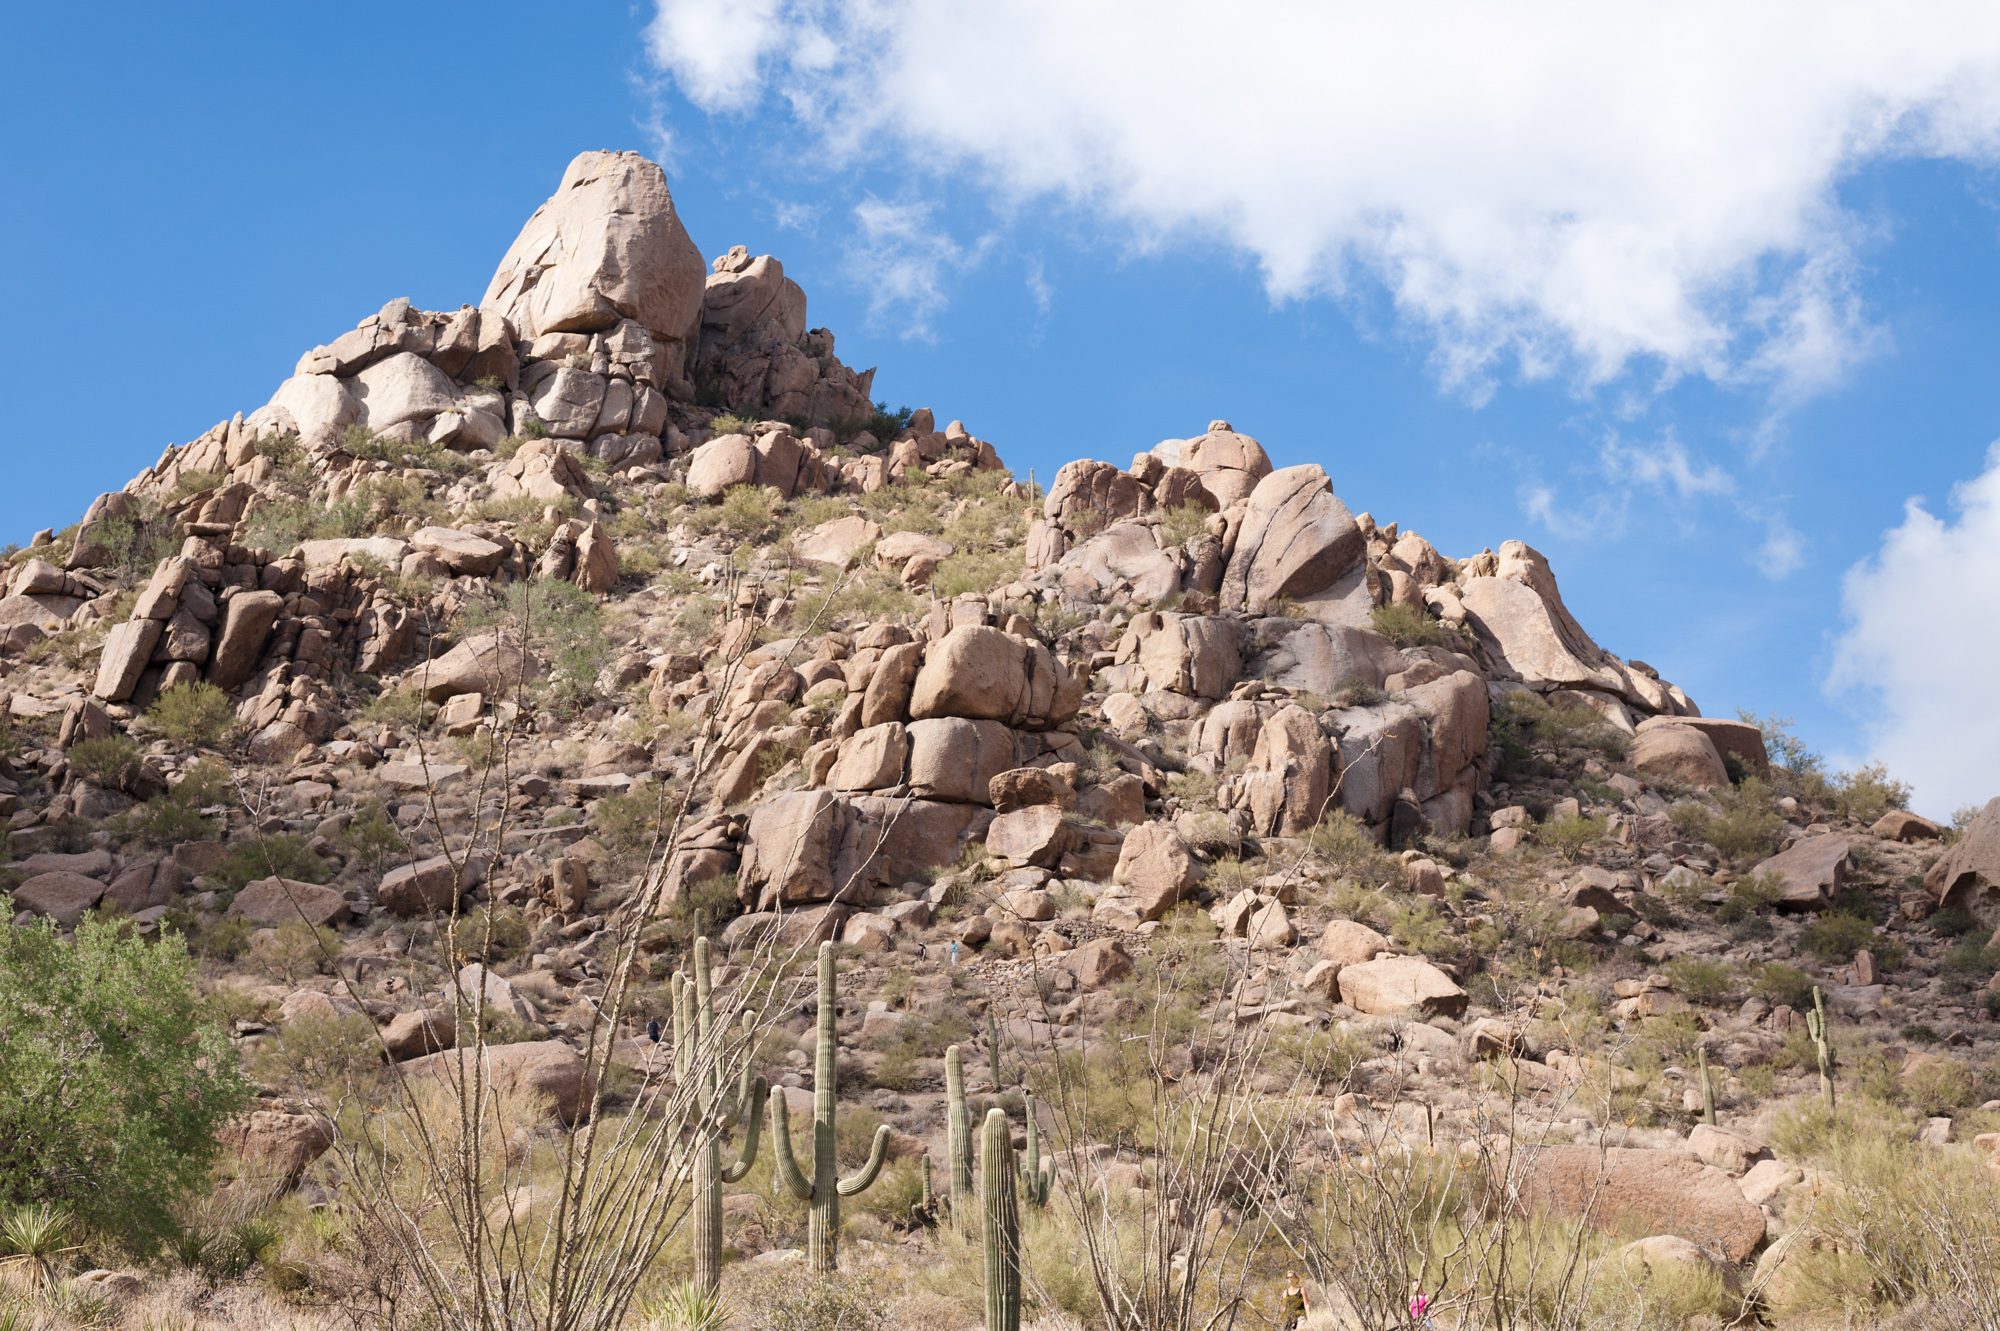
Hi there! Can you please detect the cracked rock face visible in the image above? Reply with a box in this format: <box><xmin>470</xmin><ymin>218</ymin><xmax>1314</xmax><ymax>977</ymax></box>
<box><xmin>481</xmin><ymin>150</ymin><xmax>708</xmax><ymax>383</ymax></box>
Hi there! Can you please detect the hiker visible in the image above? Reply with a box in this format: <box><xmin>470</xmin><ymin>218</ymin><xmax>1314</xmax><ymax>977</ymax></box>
<box><xmin>949</xmin><ymin>939</ymin><xmax>960</xmax><ymax>967</ymax></box>
<box><xmin>646</xmin><ymin>1018</ymin><xmax>662</xmax><ymax>1044</ymax></box>
<box><xmin>1408</xmin><ymin>1280</ymin><xmax>1435</xmax><ymax>1329</ymax></box>
<box><xmin>1281</xmin><ymin>1270</ymin><xmax>1309</xmax><ymax>1329</ymax></box>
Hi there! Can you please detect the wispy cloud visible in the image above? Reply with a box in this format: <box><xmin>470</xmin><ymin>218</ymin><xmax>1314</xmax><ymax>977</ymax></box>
<box><xmin>846</xmin><ymin>197</ymin><xmax>994</xmax><ymax>339</ymax></box>
<box><xmin>1025</xmin><ymin>255</ymin><xmax>1053</xmax><ymax>318</ymax></box>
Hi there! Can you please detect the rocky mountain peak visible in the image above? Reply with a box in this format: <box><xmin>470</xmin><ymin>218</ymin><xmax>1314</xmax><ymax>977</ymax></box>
<box><xmin>2</xmin><ymin>150</ymin><xmax>1995</xmax><ymax>1330</ymax></box>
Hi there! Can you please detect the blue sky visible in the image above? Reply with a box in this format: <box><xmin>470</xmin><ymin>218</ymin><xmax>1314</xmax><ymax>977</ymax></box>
<box><xmin>6</xmin><ymin>4</ymin><xmax>2000</xmax><ymax>815</ymax></box>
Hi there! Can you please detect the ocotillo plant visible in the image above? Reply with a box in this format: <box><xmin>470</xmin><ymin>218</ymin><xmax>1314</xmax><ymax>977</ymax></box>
<box><xmin>981</xmin><ymin>1107</ymin><xmax>1021</xmax><ymax>1331</ymax></box>
<box><xmin>1018</xmin><ymin>1090</ymin><xmax>1051</xmax><ymax>1208</ymax></box>
<box><xmin>676</xmin><ymin>938</ymin><xmax>766</xmax><ymax>1299</ymax></box>
<box><xmin>946</xmin><ymin>1043</ymin><xmax>975</xmax><ymax>1222</ymax></box>
<box><xmin>1697</xmin><ymin>1046</ymin><xmax>1717</xmax><ymax>1126</ymax></box>
<box><xmin>1807</xmin><ymin>984</ymin><xmax>1836</xmax><ymax>1110</ymax></box>
<box><xmin>769</xmin><ymin>940</ymin><xmax>892</xmax><ymax>1275</ymax></box>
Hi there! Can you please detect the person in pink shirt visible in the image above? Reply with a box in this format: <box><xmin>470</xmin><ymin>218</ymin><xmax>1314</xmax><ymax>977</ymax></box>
<box><xmin>1408</xmin><ymin>1279</ymin><xmax>1435</xmax><ymax>1328</ymax></box>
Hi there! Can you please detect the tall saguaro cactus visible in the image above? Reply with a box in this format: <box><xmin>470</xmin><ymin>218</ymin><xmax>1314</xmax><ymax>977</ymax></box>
<box><xmin>946</xmin><ymin>1044</ymin><xmax>975</xmax><ymax>1222</ymax></box>
<box><xmin>981</xmin><ymin>1107</ymin><xmax>1022</xmax><ymax>1331</ymax></box>
<box><xmin>1807</xmin><ymin>984</ymin><xmax>1836</xmax><ymax>1110</ymax></box>
<box><xmin>677</xmin><ymin>938</ymin><xmax>766</xmax><ymax>1299</ymax></box>
<box><xmin>1697</xmin><ymin>1046</ymin><xmax>1717</xmax><ymax>1127</ymax></box>
<box><xmin>768</xmin><ymin>941</ymin><xmax>892</xmax><ymax>1275</ymax></box>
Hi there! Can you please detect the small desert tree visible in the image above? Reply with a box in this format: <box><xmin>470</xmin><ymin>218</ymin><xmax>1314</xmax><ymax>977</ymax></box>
<box><xmin>0</xmin><ymin>906</ymin><xmax>249</xmax><ymax>1254</ymax></box>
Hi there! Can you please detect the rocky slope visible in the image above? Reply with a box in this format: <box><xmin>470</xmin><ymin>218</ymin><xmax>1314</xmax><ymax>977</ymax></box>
<box><xmin>2</xmin><ymin>149</ymin><xmax>1998</xmax><ymax>1328</ymax></box>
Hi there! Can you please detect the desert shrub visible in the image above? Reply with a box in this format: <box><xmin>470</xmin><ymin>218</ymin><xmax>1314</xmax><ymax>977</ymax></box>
<box><xmin>338</xmin><ymin>799</ymin><xmax>409</xmax><ymax>876</ymax></box>
<box><xmin>1156</xmin><ymin>502</ymin><xmax>1213</xmax><ymax>547</ymax></box>
<box><xmin>66</xmin><ymin>734</ymin><xmax>144</xmax><ymax>789</ymax></box>
<box><xmin>1831</xmin><ymin>762</ymin><xmax>1913</xmax><ymax>826</ymax></box>
<box><xmin>1491</xmin><ymin>692</ymin><xmax>1627</xmax><ymax>775</ymax></box>
<box><xmin>0</xmin><ymin>906</ymin><xmax>249</xmax><ymax>1254</ymax></box>
<box><xmin>1714</xmin><ymin>872</ymin><xmax>1782</xmax><ymax>924</ymax></box>
<box><xmin>115</xmin><ymin>758</ymin><xmax>231</xmax><ymax>847</ymax></box>
<box><xmin>166</xmin><ymin>468</ymin><xmax>225</xmax><ymax>503</ymax></box>
<box><xmin>452</xmin><ymin>905</ymin><xmax>533</xmax><ymax>965</ymax></box>
<box><xmin>461</xmin><ymin>579</ymin><xmax>610</xmax><ymax>715</ymax></box>
<box><xmin>245</xmin><ymin>922</ymin><xmax>342</xmax><ymax>985</ymax></box>
<box><xmin>359</xmin><ymin>683</ymin><xmax>432</xmax><ymax>730</ymax></box>
<box><xmin>1368</xmin><ymin>602</ymin><xmax>1449</xmax><ymax>648</ymax></box>
<box><xmin>1664</xmin><ymin>956</ymin><xmax>1739</xmax><ymax>1007</ymax></box>
<box><xmin>931</xmin><ymin>547</ymin><xmax>1021</xmax><ymax>599</ymax></box>
<box><xmin>742</xmin><ymin>1272</ymin><xmax>886</xmax><ymax>1331</ymax></box>
<box><xmin>1764</xmin><ymin>1105</ymin><xmax>2000</xmax><ymax>1325</ymax></box>
<box><xmin>217</xmin><ymin>834</ymin><xmax>331</xmax><ymax>893</ymax></box>
<box><xmin>147</xmin><ymin>682</ymin><xmax>234</xmax><ymax>747</ymax></box>
<box><xmin>251</xmin><ymin>1012</ymin><xmax>380</xmax><ymax>1098</ymax></box>
<box><xmin>1535</xmin><ymin>813</ymin><xmax>1607</xmax><ymax>863</ymax></box>
<box><xmin>866</xmin><ymin>402</ymin><xmax>913</xmax><ymax>440</ymax></box>
<box><xmin>1801</xmin><ymin>911</ymin><xmax>1879</xmax><ymax>963</ymax></box>
<box><xmin>1753</xmin><ymin>962</ymin><xmax>1817</xmax><ymax>1010</ymax></box>
<box><xmin>708</xmin><ymin>413</ymin><xmax>760</xmax><ymax>436</ymax></box>
<box><xmin>1307</xmin><ymin>810</ymin><xmax>1397</xmax><ymax>885</ymax></box>
<box><xmin>1901</xmin><ymin>1054</ymin><xmax>1981</xmax><ymax>1115</ymax></box>
<box><xmin>590</xmin><ymin>784</ymin><xmax>669</xmax><ymax>878</ymax></box>
<box><xmin>712</xmin><ymin>485</ymin><xmax>780</xmax><ymax>542</ymax></box>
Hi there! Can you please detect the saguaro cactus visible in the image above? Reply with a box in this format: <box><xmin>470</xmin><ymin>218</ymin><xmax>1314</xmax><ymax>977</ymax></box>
<box><xmin>1697</xmin><ymin>1046</ymin><xmax>1717</xmax><ymax>1126</ymax></box>
<box><xmin>1018</xmin><ymin>1090</ymin><xmax>1052</xmax><ymax>1208</ymax></box>
<box><xmin>946</xmin><ymin>1044</ymin><xmax>975</xmax><ymax>1221</ymax></box>
<box><xmin>981</xmin><ymin>1107</ymin><xmax>1021</xmax><ymax>1331</ymax></box>
<box><xmin>677</xmin><ymin>938</ymin><xmax>766</xmax><ymax>1299</ymax></box>
<box><xmin>1807</xmin><ymin>984</ymin><xmax>1836</xmax><ymax>1110</ymax></box>
<box><xmin>768</xmin><ymin>941</ymin><xmax>892</xmax><ymax>1275</ymax></box>
<box><xmin>986</xmin><ymin>1010</ymin><xmax>1004</xmax><ymax>1090</ymax></box>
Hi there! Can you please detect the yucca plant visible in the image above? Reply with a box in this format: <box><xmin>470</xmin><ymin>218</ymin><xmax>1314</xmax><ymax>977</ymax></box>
<box><xmin>0</xmin><ymin>1205</ymin><xmax>81</xmax><ymax>1296</ymax></box>
<box><xmin>639</xmin><ymin>1280</ymin><xmax>727</xmax><ymax>1331</ymax></box>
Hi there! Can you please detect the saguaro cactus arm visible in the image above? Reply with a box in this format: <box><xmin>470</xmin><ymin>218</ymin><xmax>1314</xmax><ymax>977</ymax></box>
<box><xmin>767</xmin><ymin>1088</ymin><xmax>813</xmax><ymax>1200</ymax></box>
<box><xmin>837</xmin><ymin>1125</ymin><xmax>894</xmax><ymax>1196</ymax></box>
<box><xmin>719</xmin><ymin>1073</ymin><xmax>767</xmax><ymax>1183</ymax></box>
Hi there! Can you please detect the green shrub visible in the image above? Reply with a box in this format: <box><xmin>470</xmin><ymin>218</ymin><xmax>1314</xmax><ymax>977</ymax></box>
<box><xmin>1832</xmin><ymin>762</ymin><xmax>1913</xmax><ymax>826</ymax></box>
<box><xmin>1491</xmin><ymin>692</ymin><xmax>1628</xmax><ymax>776</ymax></box>
<box><xmin>1369</xmin><ymin>602</ymin><xmax>1450</xmax><ymax>647</ymax></box>
<box><xmin>1307</xmin><ymin>810</ymin><xmax>1398</xmax><ymax>885</ymax></box>
<box><xmin>147</xmin><ymin>682</ymin><xmax>234</xmax><ymax>747</ymax></box>
<box><xmin>1536</xmin><ymin>813</ymin><xmax>1607</xmax><ymax>863</ymax></box>
<box><xmin>708</xmin><ymin>413</ymin><xmax>761</xmax><ymax>436</ymax></box>
<box><xmin>1715</xmin><ymin>872</ymin><xmax>1782</xmax><ymax>924</ymax></box>
<box><xmin>66</xmin><ymin>734</ymin><xmax>144</xmax><ymax>789</ymax></box>
<box><xmin>244</xmin><ymin>922</ymin><xmax>342</xmax><ymax>985</ymax></box>
<box><xmin>217</xmin><ymin>835</ymin><xmax>331</xmax><ymax>893</ymax></box>
<box><xmin>461</xmin><ymin>579</ymin><xmax>611</xmax><ymax>715</ymax></box>
<box><xmin>250</xmin><ymin>1013</ymin><xmax>380</xmax><ymax>1099</ymax></box>
<box><xmin>1753</xmin><ymin>962</ymin><xmax>1817</xmax><ymax>1010</ymax></box>
<box><xmin>1156</xmin><ymin>503</ymin><xmax>1213</xmax><ymax>547</ymax></box>
<box><xmin>1664</xmin><ymin>956</ymin><xmax>1738</xmax><ymax>1007</ymax></box>
<box><xmin>116</xmin><ymin>758</ymin><xmax>231</xmax><ymax>847</ymax></box>
<box><xmin>866</xmin><ymin>402</ymin><xmax>913</xmax><ymax>441</ymax></box>
<box><xmin>1801</xmin><ymin>911</ymin><xmax>1879</xmax><ymax>963</ymax></box>
<box><xmin>0</xmin><ymin>905</ymin><xmax>249</xmax><ymax>1254</ymax></box>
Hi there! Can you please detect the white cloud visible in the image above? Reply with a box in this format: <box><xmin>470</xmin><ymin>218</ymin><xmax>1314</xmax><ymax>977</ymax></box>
<box><xmin>646</xmin><ymin>1</ymin><xmax>2000</xmax><ymax>398</ymax></box>
<box><xmin>846</xmin><ymin>198</ymin><xmax>992</xmax><ymax>339</ymax></box>
<box><xmin>1025</xmin><ymin>256</ymin><xmax>1053</xmax><ymax>318</ymax></box>
<box><xmin>1755</xmin><ymin>513</ymin><xmax>1807</xmax><ymax>580</ymax></box>
<box><xmin>1599</xmin><ymin>434</ymin><xmax>1735</xmax><ymax>500</ymax></box>
<box><xmin>1829</xmin><ymin>443</ymin><xmax>2000</xmax><ymax>816</ymax></box>
<box><xmin>642</xmin><ymin>0</ymin><xmax>786</xmax><ymax>113</ymax></box>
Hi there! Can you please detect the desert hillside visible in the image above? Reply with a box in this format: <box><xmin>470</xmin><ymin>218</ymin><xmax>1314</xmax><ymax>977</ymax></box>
<box><xmin>2</xmin><ymin>150</ymin><xmax>1998</xmax><ymax>1331</ymax></box>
